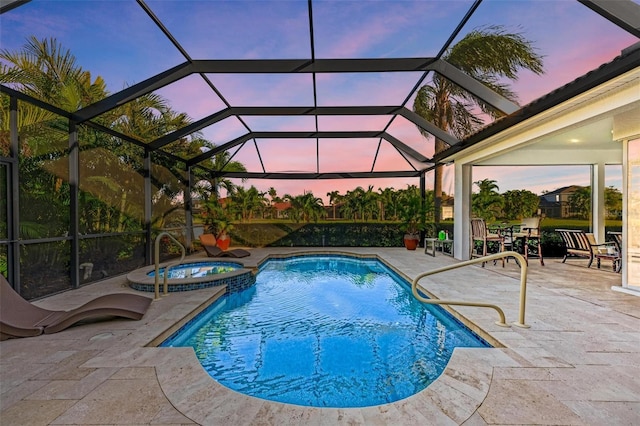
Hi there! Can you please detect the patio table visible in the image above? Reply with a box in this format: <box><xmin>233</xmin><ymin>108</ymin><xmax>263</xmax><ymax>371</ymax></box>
<box><xmin>424</xmin><ymin>237</ymin><xmax>454</xmax><ymax>257</ymax></box>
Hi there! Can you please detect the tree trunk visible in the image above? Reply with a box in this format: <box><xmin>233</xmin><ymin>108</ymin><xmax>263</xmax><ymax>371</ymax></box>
<box><xmin>433</xmin><ymin>137</ymin><xmax>448</xmax><ymax>224</ymax></box>
<box><xmin>433</xmin><ymin>163</ymin><xmax>442</xmax><ymax>224</ymax></box>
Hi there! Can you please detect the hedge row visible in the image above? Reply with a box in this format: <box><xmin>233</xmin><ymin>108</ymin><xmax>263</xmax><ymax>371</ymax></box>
<box><xmin>231</xmin><ymin>222</ymin><xmax>620</xmax><ymax>258</ymax></box>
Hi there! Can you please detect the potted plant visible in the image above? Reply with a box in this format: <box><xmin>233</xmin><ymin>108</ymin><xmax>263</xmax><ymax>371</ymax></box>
<box><xmin>214</xmin><ymin>219</ymin><xmax>234</xmax><ymax>250</ymax></box>
<box><xmin>397</xmin><ymin>192</ymin><xmax>427</xmax><ymax>250</ymax></box>
<box><xmin>200</xmin><ymin>199</ymin><xmax>235</xmax><ymax>250</ymax></box>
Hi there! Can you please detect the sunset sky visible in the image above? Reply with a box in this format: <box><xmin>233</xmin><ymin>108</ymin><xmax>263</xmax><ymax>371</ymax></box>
<box><xmin>1</xmin><ymin>0</ymin><xmax>637</xmax><ymax>201</ymax></box>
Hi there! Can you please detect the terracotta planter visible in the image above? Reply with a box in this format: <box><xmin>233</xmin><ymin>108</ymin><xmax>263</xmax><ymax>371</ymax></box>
<box><xmin>403</xmin><ymin>234</ymin><xmax>420</xmax><ymax>250</ymax></box>
<box><xmin>217</xmin><ymin>234</ymin><xmax>231</xmax><ymax>250</ymax></box>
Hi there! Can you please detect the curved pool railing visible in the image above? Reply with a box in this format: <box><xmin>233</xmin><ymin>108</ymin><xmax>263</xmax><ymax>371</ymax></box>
<box><xmin>154</xmin><ymin>232</ymin><xmax>186</xmax><ymax>300</ymax></box>
<box><xmin>412</xmin><ymin>251</ymin><xmax>530</xmax><ymax>328</ymax></box>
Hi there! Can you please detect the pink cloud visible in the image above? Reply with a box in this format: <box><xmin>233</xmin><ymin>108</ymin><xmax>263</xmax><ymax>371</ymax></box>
<box><xmin>317</xmin><ymin>115</ymin><xmax>388</xmax><ymax>131</ymax></box>
<box><xmin>243</xmin><ymin>116</ymin><xmax>316</xmax><ymax>132</ymax></box>
<box><xmin>316</xmin><ymin>72</ymin><xmax>422</xmax><ymax>106</ymax></box>
<box><xmin>156</xmin><ymin>75</ymin><xmax>227</xmax><ymax>121</ymax></box>
<box><xmin>207</xmin><ymin>73</ymin><xmax>314</xmax><ymax>106</ymax></box>
<box><xmin>256</xmin><ymin>139</ymin><xmax>318</xmax><ymax>172</ymax></box>
<box><xmin>199</xmin><ymin>117</ymin><xmax>248</xmax><ymax>146</ymax></box>
<box><xmin>315</xmin><ymin>2</ymin><xmax>415</xmax><ymax>58</ymax></box>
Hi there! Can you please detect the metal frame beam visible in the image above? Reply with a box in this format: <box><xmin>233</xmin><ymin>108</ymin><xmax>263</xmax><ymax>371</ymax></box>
<box><xmin>8</xmin><ymin>96</ymin><xmax>20</xmax><ymax>290</ymax></box>
<box><xmin>186</xmin><ymin>130</ymin><xmax>431</xmax><ymax>167</ymax></box>
<box><xmin>191</xmin><ymin>58</ymin><xmax>438</xmax><ymax>74</ymax></box>
<box><xmin>148</xmin><ymin>108</ymin><xmax>234</xmax><ymax>150</ymax></box>
<box><xmin>0</xmin><ymin>0</ymin><xmax>30</xmax><ymax>14</ymax></box>
<box><xmin>579</xmin><ymin>0</ymin><xmax>640</xmax><ymax>38</ymax></box>
<box><xmin>430</xmin><ymin>59</ymin><xmax>520</xmax><ymax>114</ymax></box>
<box><xmin>214</xmin><ymin>171</ymin><xmax>423</xmax><ymax>179</ymax></box>
<box><xmin>143</xmin><ymin>149</ymin><xmax>152</xmax><ymax>264</ymax></box>
<box><xmin>68</xmin><ymin>121</ymin><xmax>80</xmax><ymax>288</ymax></box>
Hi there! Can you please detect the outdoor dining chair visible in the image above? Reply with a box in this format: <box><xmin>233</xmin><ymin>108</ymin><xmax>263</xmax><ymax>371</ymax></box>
<box><xmin>470</xmin><ymin>218</ymin><xmax>505</xmax><ymax>267</ymax></box>
<box><xmin>513</xmin><ymin>216</ymin><xmax>544</xmax><ymax>265</ymax></box>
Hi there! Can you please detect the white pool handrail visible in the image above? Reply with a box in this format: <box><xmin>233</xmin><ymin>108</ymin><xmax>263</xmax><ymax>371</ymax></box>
<box><xmin>411</xmin><ymin>251</ymin><xmax>529</xmax><ymax>328</ymax></box>
<box><xmin>154</xmin><ymin>232</ymin><xmax>186</xmax><ymax>300</ymax></box>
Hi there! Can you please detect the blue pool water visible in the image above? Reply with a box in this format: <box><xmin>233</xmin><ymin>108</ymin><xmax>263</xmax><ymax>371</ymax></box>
<box><xmin>161</xmin><ymin>255</ymin><xmax>489</xmax><ymax>407</ymax></box>
<box><xmin>148</xmin><ymin>261</ymin><xmax>242</xmax><ymax>279</ymax></box>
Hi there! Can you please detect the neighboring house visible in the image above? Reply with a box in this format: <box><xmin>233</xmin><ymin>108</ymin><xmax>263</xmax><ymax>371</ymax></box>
<box><xmin>325</xmin><ymin>202</ymin><xmax>344</xmax><ymax>220</ymax></box>
<box><xmin>538</xmin><ymin>197</ymin><xmax>561</xmax><ymax>218</ymax></box>
<box><xmin>441</xmin><ymin>197</ymin><xmax>454</xmax><ymax>220</ymax></box>
<box><xmin>539</xmin><ymin>185</ymin><xmax>583</xmax><ymax>218</ymax></box>
<box><xmin>272</xmin><ymin>201</ymin><xmax>291</xmax><ymax>219</ymax></box>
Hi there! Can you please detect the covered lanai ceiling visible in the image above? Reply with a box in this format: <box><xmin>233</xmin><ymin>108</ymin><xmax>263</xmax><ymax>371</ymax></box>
<box><xmin>1</xmin><ymin>0</ymin><xmax>639</xmax><ymax>182</ymax></box>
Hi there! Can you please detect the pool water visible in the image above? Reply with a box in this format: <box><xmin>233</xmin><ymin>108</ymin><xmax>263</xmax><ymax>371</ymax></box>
<box><xmin>161</xmin><ymin>255</ymin><xmax>489</xmax><ymax>408</ymax></box>
<box><xmin>147</xmin><ymin>261</ymin><xmax>241</xmax><ymax>279</ymax></box>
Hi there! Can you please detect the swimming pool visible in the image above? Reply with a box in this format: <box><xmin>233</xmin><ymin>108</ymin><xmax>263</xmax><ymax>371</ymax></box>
<box><xmin>161</xmin><ymin>254</ymin><xmax>490</xmax><ymax>407</ymax></box>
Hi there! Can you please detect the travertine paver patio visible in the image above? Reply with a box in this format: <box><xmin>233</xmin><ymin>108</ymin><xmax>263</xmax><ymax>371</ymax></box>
<box><xmin>1</xmin><ymin>247</ymin><xmax>639</xmax><ymax>425</ymax></box>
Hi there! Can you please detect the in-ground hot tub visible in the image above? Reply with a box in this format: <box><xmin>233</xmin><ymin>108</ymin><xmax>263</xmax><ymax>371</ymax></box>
<box><xmin>127</xmin><ymin>260</ymin><xmax>255</xmax><ymax>294</ymax></box>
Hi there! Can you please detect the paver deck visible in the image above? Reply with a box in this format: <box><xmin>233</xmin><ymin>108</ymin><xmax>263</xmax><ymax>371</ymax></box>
<box><xmin>1</xmin><ymin>247</ymin><xmax>638</xmax><ymax>425</ymax></box>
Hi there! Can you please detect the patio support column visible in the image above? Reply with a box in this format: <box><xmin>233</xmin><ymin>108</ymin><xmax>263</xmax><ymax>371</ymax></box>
<box><xmin>454</xmin><ymin>162</ymin><xmax>472</xmax><ymax>260</ymax></box>
<box><xmin>144</xmin><ymin>149</ymin><xmax>152</xmax><ymax>265</ymax></box>
<box><xmin>69</xmin><ymin>121</ymin><xmax>80</xmax><ymax>289</ymax></box>
<box><xmin>591</xmin><ymin>162</ymin><xmax>606</xmax><ymax>243</ymax></box>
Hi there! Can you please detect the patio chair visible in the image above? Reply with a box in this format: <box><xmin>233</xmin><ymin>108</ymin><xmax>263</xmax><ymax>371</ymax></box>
<box><xmin>0</xmin><ymin>274</ymin><xmax>152</xmax><ymax>340</ymax></box>
<box><xmin>199</xmin><ymin>234</ymin><xmax>250</xmax><ymax>258</ymax></box>
<box><xmin>513</xmin><ymin>216</ymin><xmax>544</xmax><ymax>265</ymax></box>
<box><xmin>555</xmin><ymin>229</ymin><xmax>616</xmax><ymax>269</ymax></box>
<box><xmin>470</xmin><ymin>218</ymin><xmax>505</xmax><ymax>267</ymax></box>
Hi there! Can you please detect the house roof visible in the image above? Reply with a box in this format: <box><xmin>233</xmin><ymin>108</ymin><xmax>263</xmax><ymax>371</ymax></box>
<box><xmin>272</xmin><ymin>202</ymin><xmax>291</xmax><ymax>211</ymax></box>
<box><xmin>542</xmin><ymin>185</ymin><xmax>585</xmax><ymax>197</ymax></box>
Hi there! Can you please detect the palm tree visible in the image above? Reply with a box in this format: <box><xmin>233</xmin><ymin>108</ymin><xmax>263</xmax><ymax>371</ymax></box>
<box><xmin>377</xmin><ymin>187</ymin><xmax>394</xmax><ymax>221</ymax></box>
<box><xmin>208</xmin><ymin>147</ymin><xmax>247</xmax><ymax>199</ymax></box>
<box><xmin>268</xmin><ymin>187</ymin><xmax>281</xmax><ymax>203</ymax></box>
<box><xmin>283</xmin><ymin>194</ymin><xmax>303</xmax><ymax>223</ymax></box>
<box><xmin>361</xmin><ymin>185</ymin><xmax>380</xmax><ymax>221</ymax></box>
<box><xmin>345</xmin><ymin>187</ymin><xmax>367</xmax><ymax>221</ymax></box>
<box><xmin>231</xmin><ymin>185</ymin><xmax>267</xmax><ymax>222</ymax></box>
<box><xmin>264</xmin><ymin>187</ymin><xmax>280</xmax><ymax>219</ymax></box>
<box><xmin>300</xmin><ymin>192</ymin><xmax>325</xmax><ymax>222</ymax></box>
<box><xmin>413</xmin><ymin>25</ymin><xmax>544</xmax><ymax>223</ymax></box>
<box><xmin>0</xmin><ymin>36</ymin><xmax>108</xmax><ymax>112</ymax></box>
<box><xmin>284</xmin><ymin>192</ymin><xmax>325</xmax><ymax>223</ymax></box>
<box><xmin>472</xmin><ymin>179</ymin><xmax>503</xmax><ymax>222</ymax></box>
<box><xmin>326</xmin><ymin>190</ymin><xmax>342</xmax><ymax>220</ymax></box>
<box><xmin>1</xmin><ymin>37</ymin><xmax>113</xmax><ymax>237</ymax></box>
